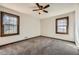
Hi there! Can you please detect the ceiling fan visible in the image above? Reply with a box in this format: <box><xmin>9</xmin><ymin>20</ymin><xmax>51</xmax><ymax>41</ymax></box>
<box><xmin>33</xmin><ymin>3</ymin><xmax>50</xmax><ymax>14</ymax></box>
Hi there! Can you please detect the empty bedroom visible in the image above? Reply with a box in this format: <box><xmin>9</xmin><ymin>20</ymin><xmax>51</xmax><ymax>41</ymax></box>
<box><xmin>0</xmin><ymin>3</ymin><xmax>79</xmax><ymax>55</ymax></box>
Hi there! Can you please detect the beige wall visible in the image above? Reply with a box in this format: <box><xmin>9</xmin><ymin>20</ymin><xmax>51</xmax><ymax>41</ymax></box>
<box><xmin>0</xmin><ymin>6</ymin><xmax>40</xmax><ymax>46</ymax></box>
<box><xmin>75</xmin><ymin>4</ymin><xmax>79</xmax><ymax>47</ymax></box>
<box><xmin>41</xmin><ymin>12</ymin><xmax>75</xmax><ymax>42</ymax></box>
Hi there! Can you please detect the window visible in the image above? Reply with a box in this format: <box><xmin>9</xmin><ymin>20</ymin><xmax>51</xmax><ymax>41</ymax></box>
<box><xmin>0</xmin><ymin>11</ymin><xmax>20</xmax><ymax>37</ymax></box>
<box><xmin>56</xmin><ymin>16</ymin><xmax>69</xmax><ymax>34</ymax></box>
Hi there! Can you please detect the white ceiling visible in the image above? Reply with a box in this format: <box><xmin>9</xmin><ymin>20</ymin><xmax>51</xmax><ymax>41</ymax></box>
<box><xmin>0</xmin><ymin>3</ymin><xmax>76</xmax><ymax>19</ymax></box>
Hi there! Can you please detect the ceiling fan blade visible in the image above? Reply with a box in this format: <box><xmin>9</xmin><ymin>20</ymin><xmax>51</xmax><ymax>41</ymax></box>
<box><xmin>44</xmin><ymin>4</ymin><xmax>50</xmax><ymax>9</ymax></box>
<box><xmin>33</xmin><ymin>9</ymin><xmax>40</xmax><ymax>11</ymax></box>
<box><xmin>36</xmin><ymin>3</ymin><xmax>40</xmax><ymax>8</ymax></box>
<box><xmin>43</xmin><ymin>10</ymin><xmax>48</xmax><ymax>13</ymax></box>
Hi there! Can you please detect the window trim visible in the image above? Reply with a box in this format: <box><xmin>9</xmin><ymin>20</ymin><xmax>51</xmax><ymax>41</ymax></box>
<box><xmin>0</xmin><ymin>11</ymin><xmax>20</xmax><ymax>37</ymax></box>
<box><xmin>56</xmin><ymin>16</ymin><xmax>69</xmax><ymax>34</ymax></box>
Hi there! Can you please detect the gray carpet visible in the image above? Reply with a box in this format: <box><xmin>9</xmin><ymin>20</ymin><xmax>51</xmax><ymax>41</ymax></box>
<box><xmin>0</xmin><ymin>36</ymin><xmax>78</xmax><ymax>55</ymax></box>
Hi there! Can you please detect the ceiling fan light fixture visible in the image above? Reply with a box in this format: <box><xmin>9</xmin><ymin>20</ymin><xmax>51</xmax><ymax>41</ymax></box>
<box><xmin>33</xmin><ymin>3</ymin><xmax>50</xmax><ymax>14</ymax></box>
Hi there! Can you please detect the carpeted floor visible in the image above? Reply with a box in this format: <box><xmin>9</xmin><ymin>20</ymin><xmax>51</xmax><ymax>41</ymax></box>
<box><xmin>0</xmin><ymin>36</ymin><xmax>78</xmax><ymax>55</ymax></box>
